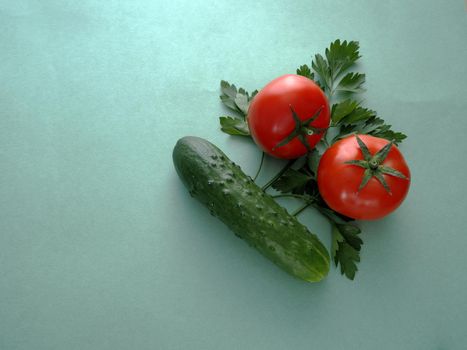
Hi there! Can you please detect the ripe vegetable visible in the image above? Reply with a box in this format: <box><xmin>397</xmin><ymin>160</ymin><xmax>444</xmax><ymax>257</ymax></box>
<box><xmin>317</xmin><ymin>135</ymin><xmax>410</xmax><ymax>220</ymax></box>
<box><xmin>247</xmin><ymin>74</ymin><xmax>330</xmax><ymax>159</ymax></box>
<box><xmin>215</xmin><ymin>39</ymin><xmax>411</xmax><ymax>279</ymax></box>
<box><xmin>173</xmin><ymin>136</ymin><xmax>330</xmax><ymax>282</ymax></box>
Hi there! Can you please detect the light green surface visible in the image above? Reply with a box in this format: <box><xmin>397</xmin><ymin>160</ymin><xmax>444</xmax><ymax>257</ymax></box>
<box><xmin>1</xmin><ymin>1</ymin><xmax>466</xmax><ymax>349</ymax></box>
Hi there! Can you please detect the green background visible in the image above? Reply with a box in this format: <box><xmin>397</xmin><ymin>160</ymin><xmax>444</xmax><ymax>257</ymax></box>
<box><xmin>1</xmin><ymin>1</ymin><xmax>466</xmax><ymax>349</ymax></box>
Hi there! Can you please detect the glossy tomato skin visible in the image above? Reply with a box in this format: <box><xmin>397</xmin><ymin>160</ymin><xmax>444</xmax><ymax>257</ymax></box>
<box><xmin>317</xmin><ymin>135</ymin><xmax>410</xmax><ymax>220</ymax></box>
<box><xmin>247</xmin><ymin>74</ymin><xmax>330</xmax><ymax>159</ymax></box>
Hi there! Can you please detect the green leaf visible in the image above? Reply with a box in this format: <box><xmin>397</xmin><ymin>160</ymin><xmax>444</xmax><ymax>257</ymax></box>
<box><xmin>234</xmin><ymin>92</ymin><xmax>249</xmax><ymax>115</ymax></box>
<box><xmin>220</xmin><ymin>81</ymin><xmax>239</xmax><ymax>111</ymax></box>
<box><xmin>219</xmin><ymin>116</ymin><xmax>250</xmax><ymax>136</ymax></box>
<box><xmin>271</xmin><ymin>168</ymin><xmax>312</xmax><ymax>194</ymax></box>
<box><xmin>332</xmin><ymin>124</ymin><xmax>356</xmax><ymax>142</ymax></box>
<box><xmin>368</xmin><ymin>123</ymin><xmax>407</xmax><ymax>144</ymax></box>
<box><xmin>296</xmin><ymin>64</ymin><xmax>315</xmax><ymax>80</ymax></box>
<box><xmin>312</xmin><ymin>54</ymin><xmax>332</xmax><ymax>92</ymax></box>
<box><xmin>325</xmin><ymin>39</ymin><xmax>361</xmax><ymax>80</ymax></box>
<box><xmin>220</xmin><ymin>93</ymin><xmax>238</xmax><ymax>112</ymax></box>
<box><xmin>220</xmin><ymin>80</ymin><xmax>237</xmax><ymax>99</ymax></box>
<box><xmin>250</xmin><ymin>90</ymin><xmax>259</xmax><ymax>100</ymax></box>
<box><xmin>311</xmin><ymin>40</ymin><xmax>361</xmax><ymax>97</ymax></box>
<box><xmin>336</xmin><ymin>72</ymin><xmax>365</xmax><ymax>93</ymax></box>
<box><xmin>331</xmin><ymin>225</ymin><xmax>345</xmax><ymax>263</ymax></box>
<box><xmin>372</xmin><ymin>130</ymin><xmax>406</xmax><ymax>144</ymax></box>
<box><xmin>341</xmin><ymin>106</ymin><xmax>377</xmax><ymax>125</ymax></box>
<box><xmin>316</xmin><ymin>205</ymin><xmax>352</xmax><ymax>224</ymax></box>
<box><xmin>331</xmin><ymin>99</ymin><xmax>359</xmax><ymax>124</ymax></box>
<box><xmin>335</xmin><ymin>244</ymin><xmax>360</xmax><ymax>280</ymax></box>
<box><xmin>332</xmin><ymin>223</ymin><xmax>362</xmax><ymax>280</ymax></box>
<box><xmin>336</xmin><ymin>224</ymin><xmax>363</xmax><ymax>251</ymax></box>
<box><xmin>307</xmin><ymin>149</ymin><xmax>321</xmax><ymax>177</ymax></box>
<box><xmin>360</xmin><ymin>117</ymin><xmax>407</xmax><ymax>144</ymax></box>
<box><xmin>220</xmin><ymin>81</ymin><xmax>256</xmax><ymax>117</ymax></box>
<box><xmin>334</xmin><ymin>116</ymin><xmax>407</xmax><ymax>145</ymax></box>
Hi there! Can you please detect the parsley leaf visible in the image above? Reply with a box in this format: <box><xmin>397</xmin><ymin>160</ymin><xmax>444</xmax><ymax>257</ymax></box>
<box><xmin>325</xmin><ymin>40</ymin><xmax>361</xmax><ymax>80</ymax></box>
<box><xmin>216</xmin><ymin>40</ymin><xmax>409</xmax><ymax>281</ymax></box>
<box><xmin>332</xmin><ymin>223</ymin><xmax>363</xmax><ymax>280</ymax></box>
<box><xmin>331</xmin><ymin>99</ymin><xmax>360</xmax><ymax>124</ymax></box>
<box><xmin>234</xmin><ymin>90</ymin><xmax>249</xmax><ymax>115</ymax></box>
<box><xmin>333</xmin><ymin>115</ymin><xmax>407</xmax><ymax>145</ymax></box>
<box><xmin>312</xmin><ymin>54</ymin><xmax>332</xmax><ymax>92</ymax></box>
<box><xmin>311</xmin><ymin>40</ymin><xmax>361</xmax><ymax>97</ymax></box>
<box><xmin>297</xmin><ymin>64</ymin><xmax>325</xmax><ymax>90</ymax></box>
<box><xmin>338</xmin><ymin>223</ymin><xmax>363</xmax><ymax>250</ymax></box>
<box><xmin>296</xmin><ymin>64</ymin><xmax>315</xmax><ymax>80</ymax></box>
<box><xmin>314</xmin><ymin>202</ymin><xmax>353</xmax><ymax>224</ymax></box>
<box><xmin>363</xmin><ymin>117</ymin><xmax>407</xmax><ymax>143</ymax></box>
<box><xmin>219</xmin><ymin>116</ymin><xmax>250</xmax><ymax>136</ymax></box>
<box><xmin>331</xmin><ymin>225</ymin><xmax>345</xmax><ymax>259</ymax></box>
<box><xmin>342</xmin><ymin>106</ymin><xmax>377</xmax><ymax>125</ymax></box>
<box><xmin>307</xmin><ymin>149</ymin><xmax>321</xmax><ymax>178</ymax></box>
<box><xmin>219</xmin><ymin>81</ymin><xmax>257</xmax><ymax>137</ymax></box>
<box><xmin>335</xmin><ymin>72</ymin><xmax>365</xmax><ymax>94</ymax></box>
<box><xmin>331</xmin><ymin>100</ymin><xmax>376</xmax><ymax>125</ymax></box>
<box><xmin>330</xmin><ymin>99</ymin><xmax>406</xmax><ymax>144</ymax></box>
<box><xmin>271</xmin><ymin>168</ymin><xmax>312</xmax><ymax>194</ymax></box>
<box><xmin>220</xmin><ymin>80</ymin><xmax>257</xmax><ymax>117</ymax></box>
<box><xmin>220</xmin><ymin>81</ymin><xmax>239</xmax><ymax>111</ymax></box>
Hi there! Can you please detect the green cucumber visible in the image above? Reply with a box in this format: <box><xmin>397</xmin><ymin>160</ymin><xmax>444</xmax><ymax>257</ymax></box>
<box><xmin>173</xmin><ymin>136</ymin><xmax>330</xmax><ymax>282</ymax></box>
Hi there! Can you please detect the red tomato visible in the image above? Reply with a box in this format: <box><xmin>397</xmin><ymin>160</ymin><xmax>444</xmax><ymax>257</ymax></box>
<box><xmin>317</xmin><ymin>135</ymin><xmax>410</xmax><ymax>220</ymax></box>
<box><xmin>247</xmin><ymin>74</ymin><xmax>330</xmax><ymax>159</ymax></box>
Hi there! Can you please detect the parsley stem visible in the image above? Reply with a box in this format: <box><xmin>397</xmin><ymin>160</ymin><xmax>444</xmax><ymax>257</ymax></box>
<box><xmin>261</xmin><ymin>159</ymin><xmax>296</xmax><ymax>191</ymax></box>
<box><xmin>273</xmin><ymin>194</ymin><xmax>318</xmax><ymax>216</ymax></box>
<box><xmin>292</xmin><ymin>202</ymin><xmax>313</xmax><ymax>216</ymax></box>
<box><xmin>253</xmin><ymin>152</ymin><xmax>265</xmax><ymax>181</ymax></box>
<box><xmin>272</xmin><ymin>194</ymin><xmax>308</xmax><ymax>200</ymax></box>
<box><xmin>321</xmin><ymin>134</ymin><xmax>330</xmax><ymax>148</ymax></box>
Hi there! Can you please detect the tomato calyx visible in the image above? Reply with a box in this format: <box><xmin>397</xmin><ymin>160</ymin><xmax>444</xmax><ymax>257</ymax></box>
<box><xmin>272</xmin><ymin>105</ymin><xmax>326</xmax><ymax>152</ymax></box>
<box><xmin>345</xmin><ymin>135</ymin><xmax>408</xmax><ymax>194</ymax></box>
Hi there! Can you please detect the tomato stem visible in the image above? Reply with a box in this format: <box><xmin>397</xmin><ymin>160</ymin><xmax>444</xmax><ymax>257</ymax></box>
<box><xmin>272</xmin><ymin>105</ymin><xmax>324</xmax><ymax>152</ymax></box>
<box><xmin>344</xmin><ymin>135</ymin><xmax>409</xmax><ymax>193</ymax></box>
<box><xmin>369</xmin><ymin>160</ymin><xmax>379</xmax><ymax>170</ymax></box>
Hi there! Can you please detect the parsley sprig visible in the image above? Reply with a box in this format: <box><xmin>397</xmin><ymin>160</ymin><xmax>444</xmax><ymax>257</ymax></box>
<box><xmin>217</xmin><ymin>40</ymin><xmax>407</xmax><ymax>280</ymax></box>
<box><xmin>297</xmin><ymin>39</ymin><xmax>406</xmax><ymax>146</ymax></box>
<box><xmin>219</xmin><ymin>81</ymin><xmax>257</xmax><ymax>136</ymax></box>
